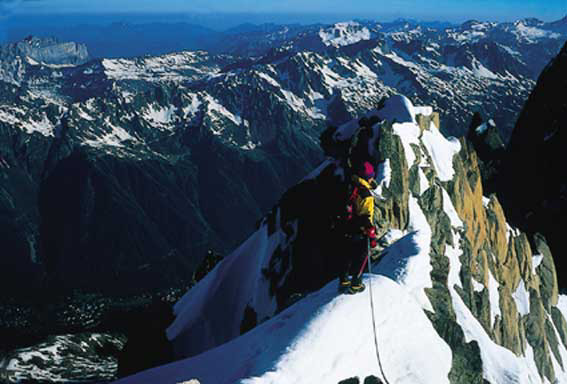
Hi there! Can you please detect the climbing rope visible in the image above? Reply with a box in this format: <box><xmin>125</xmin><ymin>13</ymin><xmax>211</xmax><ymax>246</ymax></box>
<box><xmin>367</xmin><ymin>243</ymin><xmax>391</xmax><ymax>384</ymax></box>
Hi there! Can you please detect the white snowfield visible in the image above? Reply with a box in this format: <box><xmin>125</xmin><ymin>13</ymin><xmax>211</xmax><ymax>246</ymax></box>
<box><xmin>117</xmin><ymin>95</ymin><xmax>567</xmax><ymax>384</ymax></box>
<box><xmin>319</xmin><ymin>21</ymin><xmax>373</xmax><ymax>48</ymax></box>
<box><xmin>377</xmin><ymin>196</ymin><xmax>434</xmax><ymax>312</ymax></box>
<box><xmin>116</xmin><ymin>277</ymin><xmax>452</xmax><ymax>384</ymax></box>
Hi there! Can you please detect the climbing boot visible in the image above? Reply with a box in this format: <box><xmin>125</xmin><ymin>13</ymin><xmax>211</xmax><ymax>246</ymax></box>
<box><xmin>348</xmin><ymin>278</ymin><xmax>366</xmax><ymax>294</ymax></box>
<box><xmin>338</xmin><ymin>278</ymin><xmax>351</xmax><ymax>293</ymax></box>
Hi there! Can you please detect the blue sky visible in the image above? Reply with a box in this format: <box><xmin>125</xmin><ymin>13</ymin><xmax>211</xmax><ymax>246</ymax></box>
<box><xmin>3</xmin><ymin>0</ymin><xmax>567</xmax><ymax>22</ymax></box>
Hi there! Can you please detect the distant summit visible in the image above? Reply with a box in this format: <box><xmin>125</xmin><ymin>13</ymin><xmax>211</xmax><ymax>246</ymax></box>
<box><xmin>0</xmin><ymin>36</ymin><xmax>89</xmax><ymax>65</ymax></box>
<box><xmin>318</xmin><ymin>21</ymin><xmax>375</xmax><ymax>48</ymax></box>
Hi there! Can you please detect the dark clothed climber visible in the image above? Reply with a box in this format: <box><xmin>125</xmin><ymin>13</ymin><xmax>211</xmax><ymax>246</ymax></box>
<box><xmin>338</xmin><ymin>161</ymin><xmax>378</xmax><ymax>294</ymax></box>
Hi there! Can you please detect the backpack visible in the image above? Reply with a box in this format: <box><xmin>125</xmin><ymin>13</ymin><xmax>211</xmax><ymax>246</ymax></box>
<box><xmin>330</xmin><ymin>179</ymin><xmax>359</xmax><ymax>233</ymax></box>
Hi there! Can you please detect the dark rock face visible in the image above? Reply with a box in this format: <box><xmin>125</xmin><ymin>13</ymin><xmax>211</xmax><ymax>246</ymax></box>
<box><xmin>38</xmin><ymin>149</ymin><xmax>208</xmax><ymax>294</ymax></box>
<box><xmin>466</xmin><ymin>112</ymin><xmax>505</xmax><ymax>194</ymax></box>
<box><xmin>363</xmin><ymin>376</ymin><xmax>384</xmax><ymax>384</ymax></box>
<box><xmin>2</xmin><ymin>122</ymin><xmax>321</xmax><ymax>297</ymax></box>
<box><xmin>116</xmin><ymin>300</ymin><xmax>174</xmax><ymax>378</ymax></box>
<box><xmin>338</xmin><ymin>378</ymin><xmax>360</xmax><ymax>384</ymax></box>
<box><xmin>0</xmin><ymin>117</ymin><xmax>49</xmax><ymax>294</ymax></box>
<box><xmin>498</xmin><ymin>41</ymin><xmax>567</xmax><ymax>289</ymax></box>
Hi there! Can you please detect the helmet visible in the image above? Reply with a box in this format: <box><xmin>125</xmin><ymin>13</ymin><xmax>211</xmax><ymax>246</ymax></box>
<box><xmin>359</xmin><ymin>161</ymin><xmax>375</xmax><ymax>180</ymax></box>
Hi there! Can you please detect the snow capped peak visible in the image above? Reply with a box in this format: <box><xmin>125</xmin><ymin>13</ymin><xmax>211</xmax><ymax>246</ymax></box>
<box><xmin>319</xmin><ymin>21</ymin><xmax>372</xmax><ymax>47</ymax></box>
<box><xmin>332</xmin><ymin>95</ymin><xmax>432</xmax><ymax>142</ymax></box>
<box><xmin>515</xmin><ymin>18</ymin><xmax>545</xmax><ymax>27</ymax></box>
<box><xmin>371</xmin><ymin>94</ymin><xmax>433</xmax><ymax>125</ymax></box>
<box><xmin>510</xmin><ymin>20</ymin><xmax>561</xmax><ymax>42</ymax></box>
<box><xmin>447</xmin><ymin>21</ymin><xmax>495</xmax><ymax>43</ymax></box>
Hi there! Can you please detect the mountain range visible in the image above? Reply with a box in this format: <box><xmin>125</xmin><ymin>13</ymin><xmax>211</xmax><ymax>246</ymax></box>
<box><xmin>0</xmin><ymin>16</ymin><xmax>566</xmax><ymax>382</ymax></box>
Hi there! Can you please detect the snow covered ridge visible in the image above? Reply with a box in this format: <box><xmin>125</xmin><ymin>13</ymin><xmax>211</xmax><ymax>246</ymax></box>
<box><xmin>121</xmin><ymin>95</ymin><xmax>567</xmax><ymax>383</ymax></box>
<box><xmin>119</xmin><ymin>277</ymin><xmax>452</xmax><ymax>384</ymax></box>
<box><xmin>511</xmin><ymin>20</ymin><xmax>562</xmax><ymax>43</ymax></box>
<box><xmin>312</xmin><ymin>17</ymin><xmax>564</xmax><ymax>50</ymax></box>
<box><xmin>442</xmin><ymin>18</ymin><xmax>562</xmax><ymax>45</ymax></box>
<box><xmin>101</xmin><ymin>51</ymin><xmax>223</xmax><ymax>81</ymax></box>
<box><xmin>65</xmin><ymin>89</ymin><xmax>260</xmax><ymax>155</ymax></box>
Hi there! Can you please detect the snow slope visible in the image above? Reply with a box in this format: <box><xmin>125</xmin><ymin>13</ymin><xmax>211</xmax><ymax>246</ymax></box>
<box><xmin>376</xmin><ymin>196</ymin><xmax>434</xmax><ymax>312</ymax></box>
<box><xmin>167</xmin><ymin>226</ymin><xmax>282</xmax><ymax>358</ymax></box>
<box><xmin>116</xmin><ymin>276</ymin><xmax>452</xmax><ymax>384</ymax></box>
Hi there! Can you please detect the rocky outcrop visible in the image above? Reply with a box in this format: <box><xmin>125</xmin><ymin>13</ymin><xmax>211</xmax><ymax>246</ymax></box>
<box><xmin>465</xmin><ymin>112</ymin><xmax>505</xmax><ymax>195</ymax></box>
<box><xmin>387</xmin><ymin>105</ymin><xmax>565</xmax><ymax>382</ymax></box>
<box><xmin>0</xmin><ymin>36</ymin><xmax>89</xmax><ymax>65</ymax></box>
<box><xmin>446</xmin><ymin>139</ymin><xmax>564</xmax><ymax>381</ymax></box>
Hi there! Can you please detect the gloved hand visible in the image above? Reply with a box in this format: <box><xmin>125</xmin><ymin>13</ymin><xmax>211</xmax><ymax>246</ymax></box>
<box><xmin>366</xmin><ymin>226</ymin><xmax>377</xmax><ymax>248</ymax></box>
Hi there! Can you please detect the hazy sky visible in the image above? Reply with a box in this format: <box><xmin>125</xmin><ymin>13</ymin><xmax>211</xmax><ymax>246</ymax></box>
<box><xmin>2</xmin><ymin>0</ymin><xmax>566</xmax><ymax>22</ymax></box>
